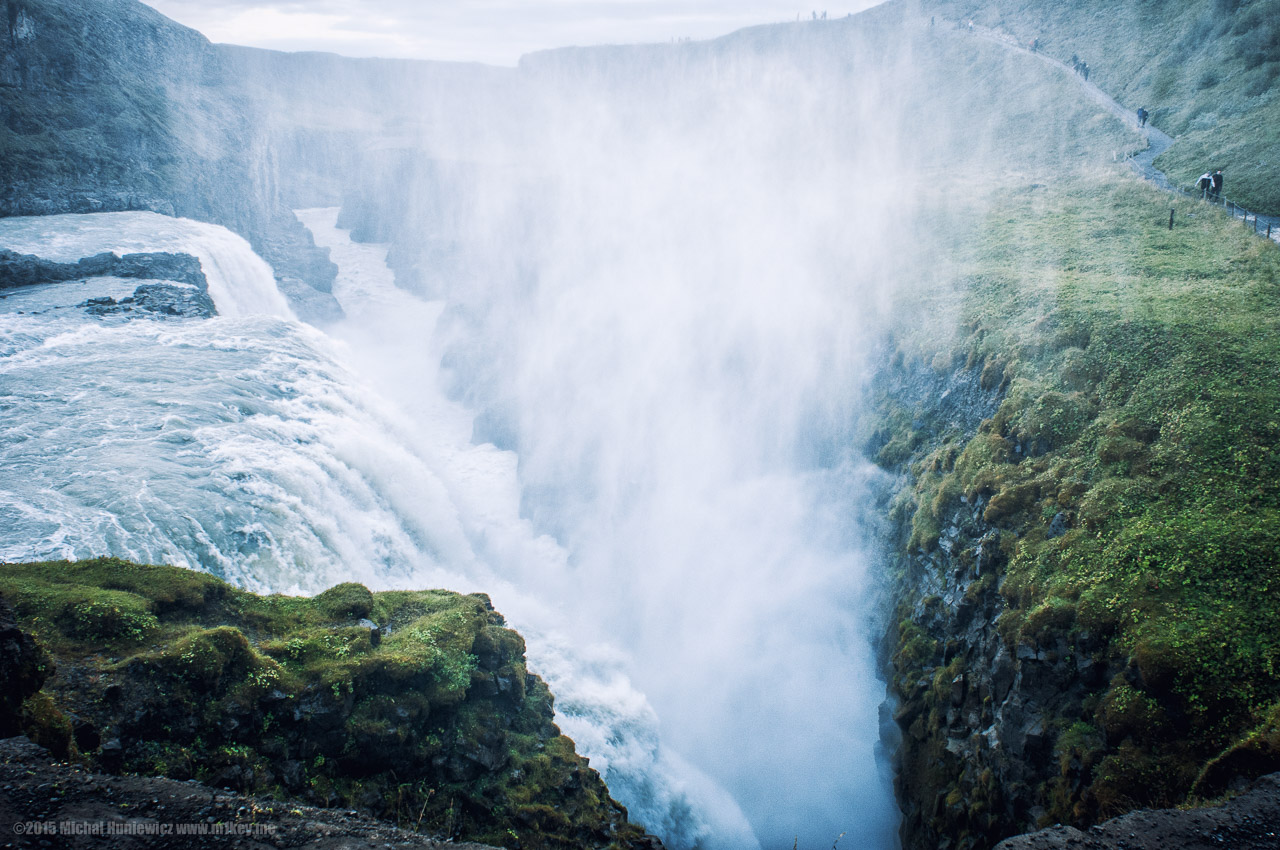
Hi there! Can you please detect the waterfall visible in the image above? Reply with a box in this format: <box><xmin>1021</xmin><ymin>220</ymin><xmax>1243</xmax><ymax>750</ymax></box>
<box><xmin>0</xmin><ymin>27</ymin><xmax>916</xmax><ymax>840</ymax></box>
<box><xmin>296</xmin><ymin>206</ymin><xmax>764</xmax><ymax>849</ymax></box>
<box><xmin>0</xmin><ymin>212</ymin><xmax>292</xmax><ymax>319</ymax></box>
<box><xmin>0</xmin><ymin>209</ymin><xmax>767</xmax><ymax>847</ymax></box>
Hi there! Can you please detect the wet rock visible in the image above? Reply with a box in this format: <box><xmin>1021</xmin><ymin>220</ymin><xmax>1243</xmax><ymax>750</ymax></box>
<box><xmin>275</xmin><ymin>275</ymin><xmax>345</xmax><ymax>324</ymax></box>
<box><xmin>0</xmin><ymin>249</ymin><xmax>205</xmax><ymax>290</ymax></box>
<box><xmin>72</xmin><ymin>718</ymin><xmax>100</xmax><ymax>752</ymax></box>
<box><xmin>83</xmin><ymin>281</ymin><xmax>216</xmax><ymax>319</ymax></box>
<box><xmin>995</xmin><ymin>773</ymin><xmax>1280</xmax><ymax>849</ymax></box>
<box><xmin>99</xmin><ymin>738</ymin><xmax>124</xmax><ymax>772</ymax></box>
<box><xmin>280</xmin><ymin>758</ymin><xmax>305</xmax><ymax>790</ymax></box>
<box><xmin>358</xmin><ymin>618</ymin><xmax>382</xmax><ymax>647</ymax></box>
<box><xmin>0</xmin><ymin>595</ymin><xmax>49</xmax><ymax>736</ymax></box>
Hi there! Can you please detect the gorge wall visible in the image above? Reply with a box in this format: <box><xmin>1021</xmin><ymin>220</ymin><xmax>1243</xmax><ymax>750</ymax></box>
<box><xmin>1</xmin><ymin>0</ymin><xmax>514</xmax><ymax>320</ymax></box>
<box><xmin>874</xmin><ymin>174</ymin><xmax>1280</xmax><ymax>849</ymax></box>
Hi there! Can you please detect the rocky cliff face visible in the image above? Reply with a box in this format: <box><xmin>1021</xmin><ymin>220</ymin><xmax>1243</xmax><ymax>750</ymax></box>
<box><xmin>2</xmin><ymin>0</ymin><xmax>519</xmax><ymax>321</ymax></box>
<box><xmin>1</xmin><ymin>0</ymin><xmax>342</xmax><ymax>310</ymax></box>
<box><xmin>871</xmin><ymin>355</ymin><xmax>1019</xmax><ymax>849</ymax></box>
<box><xmin>875</xmin><ymin>175</ymin><xmax>1280</xmax><ymax>845</ymax></box>
<box><xmin>885</xmin><ymin>481</ymin><xmax>1117</xmax><ymax>849</ymax></box>
<box><xmin>873</xmin><ymin>350</ymin><xmax>1135</xmax><ymax>849</ymax></box>
<box><xmin>876</xmin><ymin>352</ymin><xmax>1167</xmax><ymax>850</ymax></box>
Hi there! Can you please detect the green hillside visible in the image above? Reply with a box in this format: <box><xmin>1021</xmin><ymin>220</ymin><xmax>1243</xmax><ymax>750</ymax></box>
<box><xmin>880</xmin><ymin>164</ymin><xmax>1280</xmax><ymax>846</ymax></box>
<box><xmin>873</xmin><ymin>6</ymin><xmax>1280</xmax><ymax>846</ymax></box>
<box><xmin>923</xmin><ymin>0</ymin><xmax>1280</xmax><ymax>214</ymax></box>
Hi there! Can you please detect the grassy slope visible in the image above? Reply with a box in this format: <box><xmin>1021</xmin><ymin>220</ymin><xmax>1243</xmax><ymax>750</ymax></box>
<box><xmin>0</xmin><ymin>558</ymin><xmax>649</xmax><ymax>850</ymax></box>
<box><xmin>882</xmin><ymin>168</ymin><xmax>1280</xmax><ymax>822</ymax></box>
<box><xmin>922</xmin><ymin>0</ymin><xmax>1280</xmax><ymax>214</ymax></box>
<box><xmin>842</xmin><ymin>1</ymin><xmax>1142</xmax><ymax>176</ymax></box>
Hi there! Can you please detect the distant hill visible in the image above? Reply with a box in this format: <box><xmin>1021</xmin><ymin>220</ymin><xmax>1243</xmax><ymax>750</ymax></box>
<box><xmin>922</xmin><ymin>0</ymin><xmax>1280</xmax><ymax>214</ymax></box>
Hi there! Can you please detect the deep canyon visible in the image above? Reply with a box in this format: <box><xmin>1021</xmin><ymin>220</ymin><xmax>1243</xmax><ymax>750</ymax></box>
<box><xmin>3</xmin><ymin>1</ymin><xmax>1280</xmax><ymax>849</ymax></box>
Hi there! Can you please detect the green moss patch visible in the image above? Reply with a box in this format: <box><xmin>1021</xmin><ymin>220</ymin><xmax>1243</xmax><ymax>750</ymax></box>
<box><xmin>0</xmin><ymin>558</ymin><xmax>650</xmax><ymax>850</ymax></box>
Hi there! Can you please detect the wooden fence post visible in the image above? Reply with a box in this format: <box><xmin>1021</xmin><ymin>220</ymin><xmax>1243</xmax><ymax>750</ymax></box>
<box><xmin>1169</xmin><ymin>208</ymin><xmax>1175</xmax><ymax>230</ymax></box>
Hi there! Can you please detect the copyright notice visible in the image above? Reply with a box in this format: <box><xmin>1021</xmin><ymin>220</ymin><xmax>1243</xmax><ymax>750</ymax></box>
<box><xmin>13</xmin><ymin>820</ymin><xmax>278</xmax><ymax>837</ymax></box>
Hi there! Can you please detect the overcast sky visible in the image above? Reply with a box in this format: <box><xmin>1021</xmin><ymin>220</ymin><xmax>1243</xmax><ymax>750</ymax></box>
<box><xmin>141</xmin><ymin>0</ymin><xmax>888</xmax><ymax>66</ymax></box>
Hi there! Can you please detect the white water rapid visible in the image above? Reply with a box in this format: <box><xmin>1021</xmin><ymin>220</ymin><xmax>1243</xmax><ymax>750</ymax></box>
<box><xmin>1</xmin><ymin>32</ymin><xmax>913</xmax><ymax>841</ymax></box>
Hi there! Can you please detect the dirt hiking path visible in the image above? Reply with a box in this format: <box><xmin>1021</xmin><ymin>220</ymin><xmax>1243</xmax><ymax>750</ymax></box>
<box><xmin>942</xmin><ymin>18</ymin><xmax>1279</xmax><ymax>242</ymax></box>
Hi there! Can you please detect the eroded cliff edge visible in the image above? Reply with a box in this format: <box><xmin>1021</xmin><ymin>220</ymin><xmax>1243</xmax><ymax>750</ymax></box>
<box><xmin>0</xmin><ymin>559</ymin><xmax>661</xmax><ymax>850</ymax></box>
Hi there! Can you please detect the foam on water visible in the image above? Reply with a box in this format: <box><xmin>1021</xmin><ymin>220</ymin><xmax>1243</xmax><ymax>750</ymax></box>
<box><xmin>0</xmin><ymin>209</ymin><xmax>762</xmax><ymax>849</ymax></box>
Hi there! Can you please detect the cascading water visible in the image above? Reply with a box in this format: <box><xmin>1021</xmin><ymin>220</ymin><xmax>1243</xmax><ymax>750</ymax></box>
<box><xmin>0</xmin><ymin>212</ymin><xmax>292</xmax><ymax>319</ymax></box>
<box><xmin>0</xmin><ymin>213</ymin><xmax>447</xmax><ymax>588</ymax></box>
<box><xmin>0</xmin><ymin>24</ymin><xmax>921</xmax><ymax>850</ymax></box>
<box><xmin>294</xmin><ymin>206</ymin><xmax>763</xmax><ymax>849</ymax></box>
<box><xmin>0</xmin><ymin>209</ymin><xmax>762</xmax><ymax>848</ymax></box>
<box><xmin>360</xmin><ymin>33</ymin><xmax>919</xmax><ymax>849</ymax></box>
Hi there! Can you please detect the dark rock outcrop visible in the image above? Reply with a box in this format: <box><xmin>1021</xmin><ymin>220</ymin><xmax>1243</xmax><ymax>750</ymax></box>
<box><xmin>0</xmin><ymin>735</ymin><xmax>504</xmax><ymax>850</ymax></box>
<box><xmin>995</xmin><ymin>772</ymin><xmax>1280</xmax><ymax>850</ymax></box>
<box><xmin>0</xmin><ymin>249</ymin><xmax>205</xmax><ymax>289</ymax></box>
<box><xmin>0</xmin><ymin>596</ymin><xmax>48</xmax><ymax>737</ymax></box>
<box><xmin>81</xmin><ymin>282</ymin><xmax>216</xmax><ymax>319</ymax></box>
<box><xmin>0</xmin><ymin>248</ymin><xmax>217</xmax><ymax>317</ymax></box>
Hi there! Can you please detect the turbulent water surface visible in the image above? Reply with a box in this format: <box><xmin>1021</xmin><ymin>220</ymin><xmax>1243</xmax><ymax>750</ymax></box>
<box><xmin>1</xmin><ymin>197</ymin><xmax>901</xmax><ymax>848</ymax></box>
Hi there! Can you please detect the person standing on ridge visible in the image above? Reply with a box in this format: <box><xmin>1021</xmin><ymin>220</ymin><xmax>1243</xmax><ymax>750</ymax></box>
<box><xmin>1137</xmin><ymin>107</ymin><xmax>1148</xmax><ymax>127</ymax></box>
<box><xmin>1211</xmin><ymin>169</ymin><xmax>1224</xmax><ymax>202</ymax></box>
<box><xmin>1197</xmin><ymin>171</ymin><xmax>1213</xmax><ymax>199</ymax></box>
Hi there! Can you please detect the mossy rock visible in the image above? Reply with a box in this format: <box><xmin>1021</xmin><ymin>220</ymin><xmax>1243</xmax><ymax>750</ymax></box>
<box><xmin>0</xmin><ymin>558</ymin><xmax>655</xmax><ymax>850</ymax></box>
<box><xmin>1096</xmin><ymin>681</ymin><xmax>1173</xmax><ymax>746</ymax></box>
<box><xmin>1193</xmin><ymin>701</ymin><xmax>1280</xmax><ymax>798</ymax></box>
<box><xmin>314</xmin><ymin>583</ymin><xmax>376</xmax><ymax>620</ymax></box>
